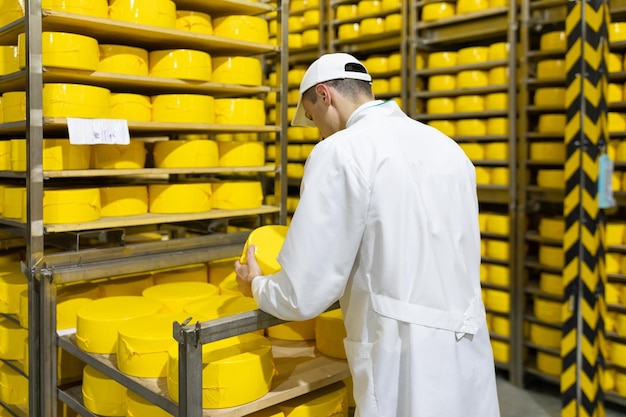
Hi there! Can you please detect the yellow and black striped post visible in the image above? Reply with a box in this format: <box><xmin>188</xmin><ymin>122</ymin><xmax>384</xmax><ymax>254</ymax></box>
<box><xmin>562</xmin><ymin>1</ymin><xmax>609</xmax><ymax>416</ymax></box>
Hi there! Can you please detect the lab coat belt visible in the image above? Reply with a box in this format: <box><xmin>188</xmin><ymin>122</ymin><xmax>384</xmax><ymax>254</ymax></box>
<box><xmin>371</xmin><ymin>292</ymin><xmax>483</xmax><ymax>337</ymax></box>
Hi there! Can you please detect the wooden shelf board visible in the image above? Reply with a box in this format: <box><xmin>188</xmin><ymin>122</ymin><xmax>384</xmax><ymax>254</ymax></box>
<box><xmin>171</xmin><ymin>0</ymin><xmax>275</xmax><ymax>16</ymax></box>
<box><xmin>43</xmin><ymin>165</ymin><xmax>274</xmax><ymax>179</ymax></box>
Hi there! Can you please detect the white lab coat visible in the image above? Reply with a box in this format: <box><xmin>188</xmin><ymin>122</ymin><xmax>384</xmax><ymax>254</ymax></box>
<box><xmin>252</xmin><ymin>100</ymin><xmax>501</xmax><ymax>417</ymax></box>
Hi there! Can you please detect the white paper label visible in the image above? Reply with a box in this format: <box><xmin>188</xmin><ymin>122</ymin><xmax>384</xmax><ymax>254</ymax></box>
<box><xmin>67</xmin><ymin>118</ymin><xmax>130</xmax><ymax>145</ymax></box>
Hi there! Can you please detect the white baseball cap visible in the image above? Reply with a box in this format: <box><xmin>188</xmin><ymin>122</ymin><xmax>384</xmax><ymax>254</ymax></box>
<box><xmin>291</xmin><ymin>53</ymin><xmax>372</xmax><ymax>127</ymax></box>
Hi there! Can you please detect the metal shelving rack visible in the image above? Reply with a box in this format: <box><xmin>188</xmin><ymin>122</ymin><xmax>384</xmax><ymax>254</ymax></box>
<box><xmin>409</xmin><ymin>0</ymin><xmax>521</xmax><ymax>384</ymax></box>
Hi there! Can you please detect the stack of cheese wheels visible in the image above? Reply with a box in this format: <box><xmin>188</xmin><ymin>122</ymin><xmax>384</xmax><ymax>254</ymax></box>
<box><xmin>213</xmin><ymin>15</ymin><xmax>269</xmax><ymax>43</ymax></box>
<box><xmin>152</xmin><ymin>139</ymin><xmax>219</xmax><ymax>168</ymax></box>
<box><xmin>212</xmin><ymin>56</ymin><xmax>262</xmax><ymax>86</ymax></box>
<box><xmin>98</xmin><ymin>44</ymin><xmax>149</xmax><ymax>76</ymax></box>
<box><xmin>211</xmin><ymin>181</ymin><xmax>263</xmax><ymax>210</ymax></box>
<box><xmin>142</xmin><ymin>282</ymin><xmax>220</xmax><ymax>313</ymax></box>
<box><xmin>215</xmin><ymin>98</ymin><xmax>266</xmax><ymax>125</ymax></box>
<box><xmin>167</xmin><ymin>333</ymin><xmax>274</xmax><ymax>408</ymax></box>
<box><xmin>42</xmin><ymin>139</ymin><xmax>91</xmax><ymax>171</ymax></box>
<box><xmin>82</xmin><ymin>365</ymin><xmax>127</xmax><ymax>416</ymax></box>
<box><xmin>43</xmin><ymin>83</ymin><xmax>111</xmax><ymax>118</ymax></box>
<box><xmin>277</xmin><ymin>382</ymin><xmax>347</xmax><ymax>417</ymax></box>
<box><xmin>126</xmin><ymin>390</ymin><xmax>174</xmax><ymax>417</ymax></box>
<box><xmin>97</xmin><ymin>273</ymin><xmax>154</xmax><ymax>297</ymax></box>
<box><xmin>110</xmin><ymin>93</ymin><xmax>151</xmax><ymax>121</ymax></box>
<box><xmin>148</xmin><ymin>183</ymin><xmax>213</xmax><ymax>214</ymax></box>
<box><xmin>218</xmin><ymin>141</ymin><xmax>265</xmax><ymax>167</ymax></box>
<box><xmin>149</xmin><ymin>49</ymin><xmax>212</xmax><ymax>81</ymax></box>
<box><xmin>0</xmin><ymin>362</ymin><xmax>27</xmax><ymax>407</ymax></box>
<box><xmin>152</xmin><ymin>263</ymin><xmax>208</xmax><ymax>285</ymax></box>
<box><xmin>315</xmin><ymin>309</ymin><xmax>347</xmax><ymax>359</ymax></box>
<box><xmin>117</xmin><ymin>312</ymin><xmax>191</xmax><ymax>378</ymax></box>
<box><xmin>176</xmin><ymin>10</ymin><xmax>213</xmax><ymax>34</ymax></box>
<box><xmin>109</xmin><ymin>0</ymin><xmax>176</xmax><ymax>28</ymax></box>
<box><xmin>18</xmin><ymin>32</ymin><xmax>99</xmax><ymax>71</ymax></box>
<box><xmin>75</xmin><ymin>296</ymin><xmax>163</xmax><ymax>354</ymax></box>
<box><xmin>99</xmin><ymin>185</ymin><xmax>149</xmax><ymax>217</ymax></box>
<box><xmin>92</xmin><ymin>141</ymin><xmax>146</xmax><ymax>169</ymax></box>
<box><xmin>0</xmin><ymin>45</ymin><xmax>18</xmax><ymax>76</ymax></box>
<box><xmin>151</xmin><ymin>94</ymin><xmax>215</xmax><ymax>123</ymax></box>
<box><xmin>43</xmin><ymin>188</ymin><xmax>101</xmax><ymax>224</ymax></box>
<box><xmin>42</xmin><ymin>0</ymin><xmax>108</xmax><ymax>17</ymax></box>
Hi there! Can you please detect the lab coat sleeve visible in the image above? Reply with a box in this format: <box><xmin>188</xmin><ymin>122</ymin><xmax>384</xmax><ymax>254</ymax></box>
<box><xmin>251</xmin><ymin>141</ymin><xmax>370</xmax><ymax>321</ymax></box>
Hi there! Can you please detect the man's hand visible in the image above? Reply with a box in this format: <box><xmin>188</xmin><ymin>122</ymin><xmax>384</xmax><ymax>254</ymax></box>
<box><xmin>234</xmin><ymin>244</ymin><xmax>263</xmax><ymax>298</ymax></box>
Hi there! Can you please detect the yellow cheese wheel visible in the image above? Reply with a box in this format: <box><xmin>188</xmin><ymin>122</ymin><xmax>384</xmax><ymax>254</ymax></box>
<box><xmin>606</xmin><ymin>283</ymin><xmax>620</xmax><ymax>304</ymax></box>
<box><xmin>0</xmin><ymin>363</ymin><xmax>27</xmax><ymax>406</ymax></box>
<box><xmin>2</xmin><ymin>187</ymin><xmax>26</xmax><ymax>221</ymax></box>
<box><xmin>57</xmin><ymin>297</ymin><xmax>93</xmax><ymax>331</ymax></box>
<box><xmin>487</xmin><ymin>118</ymin><xmax>508</xmax><ymax>135</ymax></box>
<box><xmin>427</xmin><ymin>51</ymin><xmax>457</xmax><ymax>68</ymax></box>
<box><xmin>428</xmin><ymin>120</ymin><xmax>456</xmax><ymax>137</ymax></box>
<box><xmin>385</xmin><ymin>13</ymin><xmax>402</xmax><ymax>30</ymax></box>
<box><xmin>2</xmin><ymin>91</ymin><xmax>25</xmax><ymax>122</ymax></box>
<box><xmin>488</xmin><ymin>67</ymin><xmax>508</xmax><ymax>85</ymax></box>
<box><xmin>278</xmin><ymin>383</ymin><xmax>347</xmax><ymax>417</ymax></box>
<box><xmin>266</xmin><ymin>318</ymin><xmax>316</xmax><ymax>341</ymax></box>
<box><xmin>607</xmin><ymin>222</ymin><xmax>625</xmax><ymax>245</ymax></box>
<box><xmin>0</xmin><ymin>0</ymin><xmax>24</xmax><ymax>27</ymax></box>
<box><xmin>212</xmin><ymin>56</ymin><xmax>262</xmax><ymax>86</ymax></box>
<box><xmin>612</xmin><ymin>341</ymin><xmax>626</xmax><ymax>368</ymax></box>
<box><xmin>609</xmin><ymin>112</ymin><xmax>626</xmax><ymax>133</ymax></box>
<box><xmin>490</xmin><ymin>167</ymin><xmax>509</xmax><ymax>185</ymax></box>
<box><xmin>18</xmin><ymin>32</ymin><xmax>99</xmax><ymax>71</ymax></box>
<box><xmin>148</xmin><ymin>183</ymin><xmax>212</xmax><ymax>214</ymax></box>
<box><xmin>428</xmin><ymin>74</ymin><xmax>456</xmax><ymax>91</ymax></box>
<box><xmin>529</xmin><ymin>323</ymin><xmax>560</xmax><ymax>349</ymax></box>
<box><xmin>149</xmin><ymin>49</ymin><xmax>212</xmax><ymax>82</ymax></box>
<box><xmin>43</xmin><ymin>83</ymin><xmax>110</xmax><ymax>118</ymax></box>
<box><xmin>167</xmin><ymin>333</ymin><xmax>274</xmax><ymax>408</ymax></box>
<box><xmin>486</xmin><ymin>264</ymin><xmax>510</xmax><ymax>286</ymax></box>
<box><xmin>338</xmin><ymin>22</ymin><xmax>360</xmax><ymax>40</ymax></box>
<box><xmin>608</xmin><ymin>83</ymin><xmax>623</xmax><ymax>103</ymax></box>
<box><xmin>117</xmin><ymin>312</ymin><xmax>191</xmax><ymax>377</ymax></box>
<box><xmin>534</xmin><ymin>87</ymin><xmax>565</xmax><ymax>107</ymax></box>
<box><xmin>456</xmin><ymin>119</ymin><xmax>486</xmax><ymax>136</ymax></box>
<box><xmin>0</xmin><ymin>142</ymin><xmax>10</xmax><ymax>170</ymax></box>
<box><xmin>110</xmin><ymin>93</ymin><xmax>151</xmax><ymax>121</ymax></box>
<box><xmin>491</xmin><ymin>340</ymin><xmax>509</xmax><ymax>363</ymax></box>
<box><xmin>43</xmin><ymin>139</ymin><xmax>91</xmax><ymax>171</ymax></box>
<box><xmin>534</xmin><ymin>298</ymin><xmax>562</xmax><ymax>323</ymax></box>
<box><xmin>336</xmin><ymin>4</ymin><xmax>358</xmax><ymax>19</ymax></box>
<box><xmin>302</xmin><ymin>29</ymin><xmax>320</xmax><ymax>46</ymax></box>
<box><xmin>538</xmin><ymin>217</ymin><xmax>564</xmax><ymax>240</ymax></box>
<box><xmin>490</xmin><ymin>315</ymin><xmax>510</xmax><ymax>337</ymax></box>
<box><xmin>426</xmin><ymin>97</ymin><xmax>454</xmax><ymax>114</ymax></box>
<box><xmin>43</xmin><ymin>188</ymin><xmax>101</xmax><ymax>224</ymax></box>
<box><xmin>610</xmin><ymin>22</ymin><xmax>626</xmax><ymax>42</ymax></box>
<box><xmin>97</xmin><ymin>273</ymin><xmax>154</xmax><ymax>297</ymax></box>
<box><xmin>176</xmin><ymin>10</ymin><xmax>212</xmax><ymax>34</ymax></box>
<box><xmin>240</xmin><ymin>225</ymin><xmax>289</xmax><ymax>275</ymax></box>
<box><xmin>456</xmin><ymin>95</ymin><xmax>485</xmax><ymax>112</ymax></box>
<box><xmin>218</xmin><ymin>141</ymin><xmax>265</xmax><ymax>167</ymax></box>
<box><xmin>484</xmin><ymin>142</ymin><xmax>508</xmax><ymax>160</ymax></box>
<box><xmin>537</xmin><ymin>59</ymin><xmax>565</xmax><ymax>79</ymax></box>
<box><xmin>607</xmin><ymin>253</ymin><xmax>621</xmax><ymax>274</ymax></box>
<box><xmin>457</xmin><ymin>0</ymin><xmax>488</xmax><ymax>13</ymax></box>
<box><xmin>142</xmin><ymin>282</ymin><xmax>219</xmax><ymax>313</ymax></box>
<box><xmin>153</xmin><ymin>139</ymin><xmax>219</xmax><ymax>168</ymax></box>
<box><xmin>486</xmin><ymin>239</ymin><xmax>509</xmax><ymax>260</ymax></box>
<box><xmin>0</xmin><ymin>46</ymin><xmax>19</xmax><ymax>76</ymax></box>
<box><xmin>92</xmin><ymin>141</ymin><xmax>146</xmax><ymax>169</ymax></box>
<box><xmin>357</xmin><ymin>0</ymin><xmax>382</xmax><ymax>14</ymax></box>
<box><xmin>537</xmin><ymin>169</ymin><xmax>564</xmax><ymax>188</ymax></box>
<box><xmin>537</xmin><ymin>114</ymin><xmax>566</xmax><ymax>133</ymax></box>
<box><xmin>540</xmin><ymin>31</ymin><xmax>566</xmax><ymax>51</ymax></box>
<box><xmin>9</xmin><ymin>139</ymin><xmax>25</xmax><ymax>172</ymax></box>
<box><xmin>538</xmin><ymin>244</ymin><xmax>563</xmax><ymax>268</ymax></box>
<box><xmin>0</xmin><ymin>318</ymin><xmax>26</xmax><ymax>360</ymax></box>
<box><xmin>529</xmin><ymin>142</ymin><xmax>566</xmax><ymax>162</ymax></box>
<box><xmin>457</xmin><ymin>70</ymin><xmax>488</xmax><ymax>88</ymax></box>
<box><xmin>483</xmin><ymin>93</ymin><xmax>507</xmax><ymax>111</ymax></box>
<box><xmin>608</xmin><ymin>53</ymin><xmax>623</xmax><ymax>72</ymax></box>
<box><xmin>207</xmin><ymin>257</ymin><xmax>239</xmax><ymax>286</ymax></box>
<box><xmin>485</xmin><ymin>289</ymin><xmax>510</xmax><ymax>313</ymax></box>
<box><xmin>315</xmin><ymin>309</ymin><xmax>347</xmax><ymax>359</ymax></box>
<box><xmin>98</xmin><ymin>44</ymin><xmax>149</xmax><ymax>76</ymax></box>
<box><xmin>539</xmin><ymin>273</ymin><xmax>563</xmax><ymax>296</ymax></box>
<box><xmin>42</xmin><ymin>0</ymin><xmax>108</xmax><ymax>17</ymax></box>
<box><xmin>152</xmin><ymin>263</ymin><xmax>208</xmax><ymax>285</ymax></box>
<box><xmin>99</xmin><ymin>185</ymin><xmax>148</xmax><ymax>217</ymax></box>
<box><xmin>536</xmin><ymin>352</ymin><xmax>561</xmax><ymax>376</ymax></box>
<box><xmin>475</xmin><ymin>167</ymin><xmax>490</xmax><ymax>184</ymax></box>
<box><xmin>458</xmin><ymin>46</ymin><xmax>489</xmax><ymax>64</ymax></box>
<box><xmin>217</xmin><ymin>273</ymin><xmax>243</xmax><ymax>296</ymax></box>
<box><xmin>360</xmin><ymin>17</ymin><xmax>385</xmax><ymax>35</ymax></box>
<box><xmin>215</xmin><ymin>98</ymin><xmax>265</xmax><ymax>126</ymax></box>
<box><xmin>422</xmin><ymin>2</ymin><xmax>455</xmax><ymax>21</ymax></box>
<box><xmin>126</xmin><ymin>390</ymin><xmax>174</xmax><ymax>417</ymax></box>
<box><xmin>488</xmin><ymin>42</ymin><xmax>509</xmax><ymax>60</ymax></box>
<box><xmin>486</xmin><ymin>213</ymin><xmax>509</xmax><ymax>234</ymax></box>
<box><xmin>82</xmin><ymin>365</ymin><xmax>127</xmax><ymax>416</ymax></box>
<box><xmin>211</xmin><ymin>181</ymin><xmax>263</xmax><ymax>210</ymax></box>
<box><xmin>75</xmin><ymin>296</ymin><xmax>163</xmax><ymax>357</ymax></box>
<box><xmin>151</xmin><ymin>94</ymin><xmax>215</xmax><ymax>123</ymax></box>
<box><xmin>213</xmin><ymin>15</ymin><xmax>269</xmax><ymax>44</ymax></box>
<box><xmin>109</xmin><ymin>0</ymin><xmax>176</xmax><ymax>28</ymax></box>
<box><xmin>304</xmin><ymin>9</ymin><xmax>320</xmax><ymax>25</ymax></box>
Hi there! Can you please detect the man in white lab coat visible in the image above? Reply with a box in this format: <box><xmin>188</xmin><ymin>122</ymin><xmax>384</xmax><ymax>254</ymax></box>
<box><xmin>235</xmin><ymin>53</ymin><xmax>501</xmax><ymax>417</ymax></box>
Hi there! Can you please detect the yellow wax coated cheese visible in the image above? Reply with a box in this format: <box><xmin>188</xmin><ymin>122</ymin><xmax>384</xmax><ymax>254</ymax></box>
<box><xmin>148</xmin><ymin>183</ymin><xmax>213</xmax><ymax>214</ymax></box>
<box><xmin>153</xmin><ymin>140</ymin><xmax>219</xmax><ymax>168</ymax></box>
<box><xmin>315</xmin><ymin>309</ymin><xmax>347</xmax><ymax>359</ymax></box>
<box><xmin>211</xmin><ymin>181</ymin><xmax>263</xmax><ymax>210</ymax></box>
<box><xmin>100</xmin><ymin>186</ymin><xmax>148</xmax><ymax>217</ymax></box>
<box><xmin>240</xmin><ymin>225</ymin><xmax>289</xmax><ymax>275</ymax></box>
<box><xmin>43</xmin><ymin>188</ymin><xmax>101</xmax><ymax>224</ymax></box>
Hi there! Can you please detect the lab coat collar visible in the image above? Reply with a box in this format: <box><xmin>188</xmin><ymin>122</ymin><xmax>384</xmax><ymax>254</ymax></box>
<box><xmin>346</xmin><ymin>100</ymin><xmax>397</xmax><ymax>127</ymax></box>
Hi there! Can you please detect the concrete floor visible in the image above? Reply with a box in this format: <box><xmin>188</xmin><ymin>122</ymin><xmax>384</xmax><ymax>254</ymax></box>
<box><xmin>497</xmin><ymin>374</ymin><xmax>626</xmax><ymax>417</ymax></box>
